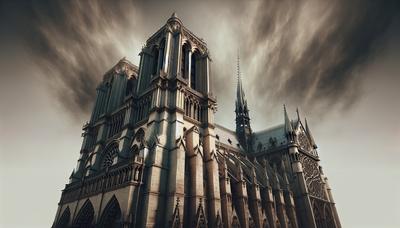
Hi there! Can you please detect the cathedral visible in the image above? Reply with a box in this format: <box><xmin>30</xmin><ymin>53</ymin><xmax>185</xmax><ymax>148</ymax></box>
<box><xmin>52</xmin><ymin>13</ymin><xmax>341</xmax><ymax>228</ymax></box>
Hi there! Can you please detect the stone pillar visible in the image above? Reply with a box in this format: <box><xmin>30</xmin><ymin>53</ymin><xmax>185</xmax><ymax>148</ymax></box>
<box><xmin>163</xmin><ymin>31</ymin><xmax>172</xmax><ymax>73</ymax></box>
<box><xmin>219</xmin><ymin>157</ymin><xmax>233</xmax><ymax>228</ymax></box>
<box><xmin>138</xmin><ymin>109</ymin><xmax>169</xmax><ymax>227</ymax></box>
<box><xmin>139</xmin><ymin>144</ymin><xmax>169</xmax><ymax>228</ymax></box>
<box><xmin>233</xmin><ymin>163</ymin><xmax>249</xmax><ymax>228</ymax></box>
<box><xmin>185</xmin><ymin>126</ymin><xmax>205</xmax><ymax>226</ymax></box>
<box><xmin>248</xmin><ymin>167</ymin><xmax>264</xmax><ymax>228</ymax></box>
<box><xmin>187</xmin><ymin>50</ymin><xmax>192</xmax><ymax>83</ymax></box>
<box><xmin>202</xmin><ymin>127</ymin><xmax>222</xmax><ymax>227</ymax></box>
<box><xmin>205</xmin><ymin>55</ymin><xmax>211</xmax><ymax>94</ymax></box>
<box><xmin>272</xmin><ymin>170</ymin><xmax>289</xmax><ymax>228</ymax></box>
<box><xmin>324</xmin><ymin>177</ymin><xmax>342</xmax><ymax>228</ymax></box>
<box><xmin>289</xmin><ymin>146</ymin><xmax>317</xmax><ymax>228</ymax></box>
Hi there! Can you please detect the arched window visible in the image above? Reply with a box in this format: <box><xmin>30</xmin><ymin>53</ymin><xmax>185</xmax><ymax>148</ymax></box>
<box><xmin>73</xmin><ymin>200</ymin><xmax>94</xmax><ymax>228</ymax></box>
<box><xmin>56</xmin><ymin>207</ymin><xmax>70</xmax><ymax>228</ymax></box>
<box><xmin>135</xmin><ymin>128</ymin><xmax>145</xmax><ymax>144</ymax></box>
<box><xmin>190</xmin><ymin>51</ymin><xmax>198</xmax><ymax>89</ymax></box>
<box><xmin>159</xmin><ymin>39</ymin><xmax>165</xmax><ymax>70</ymax></box>
<box><xmin>98</xmin><ymin>196</ymin><xmax>122</xmax><ymax>228</ymax></box>
<box><xmin>181</xmin><ymin>43</ymin><xmax>190</xmax><ymax>79</ymax></box>
<box><xmin>152</xmin><ymin>47</ymin><xmax>159</xmax><ymax>76</ymax></box>
<box><xmin>102</xmin><ymin>143</ymin><xmax>119</xmax><ymax>169</ymax></box>
<box><xmin>125</xmin><ymin>78</ymin><xmax>134</xmax><ymax>96</ymax></box>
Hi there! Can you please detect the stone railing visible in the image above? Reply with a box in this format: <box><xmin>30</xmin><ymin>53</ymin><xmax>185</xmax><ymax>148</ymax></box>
<box><xmin>60</xmin><ymin>159</ymin><xmax>143</xmax><ymax>204</ymax></box>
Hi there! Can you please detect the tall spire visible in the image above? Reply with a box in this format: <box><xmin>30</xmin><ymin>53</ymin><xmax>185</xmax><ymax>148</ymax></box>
<box><xmin>235</xmin><ymin>50</ymin><xmax>252</xmax><ymax>152</ymax></box>
<box><xmin>236</xmin><ymin>51</ymin><xmax>246</xmax><ymax>111</ymax></box>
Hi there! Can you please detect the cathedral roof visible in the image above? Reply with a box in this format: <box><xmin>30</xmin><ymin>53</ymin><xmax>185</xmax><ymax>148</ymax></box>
<box><xmin>253</xmin><ymin>124</ymin><xmax>288</xmax><ymax>152</ymax></box>
<box><xmin>215</xmin><ymin>124</ymin><xmax>242</xmax><ymax>151</ymax></box>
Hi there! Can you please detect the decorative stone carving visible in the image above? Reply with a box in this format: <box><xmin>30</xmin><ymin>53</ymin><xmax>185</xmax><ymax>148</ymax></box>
<box><xmin>299</xmin><ymin>154</ymin><xmax>326</xmax><ymax>199</ymax></box>
<box><xmin>298</xmin><ymin>131</ymin><xmax>312</xmax><ymax>152</ymax></box>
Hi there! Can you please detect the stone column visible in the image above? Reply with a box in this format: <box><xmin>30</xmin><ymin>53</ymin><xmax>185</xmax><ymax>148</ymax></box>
<box><xmin>246</xmin><ymin>167</ymin><xmax>263</xmax><ymax>228</ymax></box>
<box><xmin>289</xmin><ymin>146</ymin><xmax>317</xmax><ymax>228</ymax></box>
<box><xmin>202</xmin><ymin>127</ymin><xmax>222</xmax><ymax>227</ymax></box>
<box><xmin>324</xmin><ymin>177</ymin><xmax>342</xmax><ymax>228</ymax></box>
<box><xmin>219</xmin><ymin>157</ymin><xmax>233</xmax><ymax>228</ymax></box>
<box><xmin>185</xmin><ymin>126</ymin><xmax>205</xmax><ymax>226</ymax></box>
<box><xmin>163</xmin><ymin>32</ymin><xmax>172</xmax><ymax>73</ymax></box>
<box><xmin>233</xmin><ymin>164</ymin><xmax>249</xmax><ymax>228</ymax></box>
<box><xmin>187</xmin><ymin>49</ymin><xmax>192</xmax><ymax>83</ymax></box>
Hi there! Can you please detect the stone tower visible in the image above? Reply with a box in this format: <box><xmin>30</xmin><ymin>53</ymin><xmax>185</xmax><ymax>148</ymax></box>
<box><xmin>52</xmin><ymin>13</ymin><xmax>341</xmax><ymax>228</ymax></box>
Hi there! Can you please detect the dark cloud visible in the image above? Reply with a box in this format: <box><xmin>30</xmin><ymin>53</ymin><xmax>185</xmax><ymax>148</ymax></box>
<box><xmin>2</xmin><ymin>0</ymin><xmax>398</xmax><ymax>121</ymax></box>
<box><xmin>243</xmin><ymin>0</ymin><xmax>399</xmax><ymax>113</ymax></box>
<box><xmin>3</xmin><ymin>0</ymin><xmax>145</xmax><ymax>119</ymax></box>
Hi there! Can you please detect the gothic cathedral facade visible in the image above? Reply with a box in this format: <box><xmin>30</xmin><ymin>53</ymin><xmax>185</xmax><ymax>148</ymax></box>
<box><xmin>52</xmin><ymin>13</ymin><xmax>341</xmax><ymax>228</ymax></box>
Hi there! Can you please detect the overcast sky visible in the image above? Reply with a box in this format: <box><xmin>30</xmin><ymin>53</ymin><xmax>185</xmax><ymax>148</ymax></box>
<box><xmin>0</xmin><ymin>1</ymin><xmax>399</xmax><ymax>227</ymax></box>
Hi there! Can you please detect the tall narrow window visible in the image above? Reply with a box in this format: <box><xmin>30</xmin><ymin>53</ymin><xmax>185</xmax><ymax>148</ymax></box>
<box><xmin>159</xmin><ymin>39</ymin><xmax>165</xmax><ymax>71</ymax></box>
<box><xmin>190</xmin><ymin>52</ymin><xmax>197</xmax><ymax>89</ymax></box>
<box><xmin>152</xmin><ymin>48</ymin><xmax>159</xmax><ymax>76</ymax></box>
<box><xmin>181</xmin><ymin>43</ymin><xmax>190</xmax><ymax>79</ymax></box>
<box><xmin>125</xmin><ymin>78</ymin><xmax>134</xmax><ymax>96</ymax></box>
<box><xmin>181</xmin><ymin>46</ymin><xmax>186</xmax><ymax>78</ymax></box>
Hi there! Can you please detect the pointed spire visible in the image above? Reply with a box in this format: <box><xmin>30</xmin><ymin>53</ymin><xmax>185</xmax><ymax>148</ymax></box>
<box><xmin>171</xmin><ymin>12</ymin><xmax>178</xmax><ymax>18</ymax></box>
<box><xmin>69</xmin><ymin>169</ymin><xmax>75</xmax><ymax>180</ymax></box>
<box><xmin>284</xmin><ymin>105</ymin><xmax>293</xmax><ymax>133</ymax></box>
<box><xmin>305</xmin><ymin>118</ymin><xmax>317</xmax><ymax>148</ymax></box>
<box><xmin>236</xmin><ymin>51</ymin><xmax>246</xmax><ymax>111</ymax></box>
<box><xmin>293</xmin><ymin>107</ymin><xmax>301</xmax><ymax>129</ymax></box>
<box><xmin>296</xmin><ymin>107</ymin><xmax>300</xmax><ymax>120</ymax></box>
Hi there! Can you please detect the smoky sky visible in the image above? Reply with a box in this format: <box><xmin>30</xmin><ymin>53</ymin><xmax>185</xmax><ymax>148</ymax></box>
<box><xmin>1</xmin><ymin>0</ymin><xmax>399</xmax><ymax>120</ymax></box>
<box><xmin>243</xmin><ymin>0</ymin><xmax>399</xmax><ymax>112</ymax></box>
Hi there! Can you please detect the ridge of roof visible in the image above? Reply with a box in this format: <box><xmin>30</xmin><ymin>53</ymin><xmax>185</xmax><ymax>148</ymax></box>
<box><xmin>254</xmin><ymin>123</ymin><xmax>284</xmax><ymax>135</ymax></box>
<box><xmin>215</xmin><ymin>124</ymin><xmax>235</xmax><ymax>134</ymax></box>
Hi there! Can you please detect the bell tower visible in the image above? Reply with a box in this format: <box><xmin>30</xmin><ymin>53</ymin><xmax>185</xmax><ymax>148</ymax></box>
<box><xmin>135</xmin><ymin>12</ymin><xmax>221</xmax><ymax>227</ymax></box>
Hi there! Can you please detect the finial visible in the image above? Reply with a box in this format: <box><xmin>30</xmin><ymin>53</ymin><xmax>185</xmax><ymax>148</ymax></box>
<box><xmin>284</xmin><ymin>104</ymin><xmax>294</xmax><ymax>135</ymax></box>
<box><xmin>171</xmin><ymin>12</ymin><xmax>178</xmax><ymax>18</ymax></box>
<box><xmin>296</xmin><ymin>107</ymin><xmax>300</xmax><ymax>120</ymax></box>
<box><xmin>305</xmin><ymin>117</ymin><xmax>317</xmax><ymax>148</ymax></box>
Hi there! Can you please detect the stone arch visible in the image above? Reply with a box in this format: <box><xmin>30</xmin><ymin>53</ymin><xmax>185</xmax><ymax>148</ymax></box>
<box><xmin>134</xmin><ymin>128</ymin><xmax>146</xmax><ymax>145</ymax></box>
<box><xmin>55</xmin><ymin>207</ymin><xmax>70</xmax><ymax>228</ymax></box>
<box><xmin>98</xmin><ymin>195</ymin><xmax>122</xmax><ymax>228</ymax></box>
<box><xmin>232</xmin><ymin>215</ymin><xmax>241</xmax><ymax>228</ymax></box>
<box><xmin>125</xmin><ymin>77</ymin><xmax>135</xmax><ymax>96</ymax></box>
<box><xmin>73</xmin><ymin>199</ymin><xmax>95</xmax><ymax>228</ymax></box>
